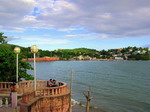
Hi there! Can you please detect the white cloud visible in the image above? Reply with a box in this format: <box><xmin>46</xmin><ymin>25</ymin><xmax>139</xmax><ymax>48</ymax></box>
<box><xmin>65</xmin><ymin>34</ymin><xmax>90</xmax><ymax>38</ymax></box>
<box><xmin>0</xmin><ymin>0</ymin><xmax>35</xmax><ymax>31</ymax></box>
<box><xmin>1</xmin><ymin>0</ymin><xmax>150</xmax><ymax>39</ymax></box>
<box><xmin>6</xmin><ymin>36</ymin><xmax>21</xmax><ymax>41</ymax></box>
<box><xmin>85</xmin><ymin>34</ymin><xmax>110</xmax><ymax>40</ymax></box>
<box><xmin>64</xmin><ymin>33</ymin><xmax>111</xmax><ymax>39</ymax></box>
<box><xmin>20</xmin><ymin>36</ymin><xmax>69</xmax><ymax>45</ymax></box>
<box><xmin>58</xmin><ymin>28</ymin><xmax>77</xmax><ymax>31</ymax></box>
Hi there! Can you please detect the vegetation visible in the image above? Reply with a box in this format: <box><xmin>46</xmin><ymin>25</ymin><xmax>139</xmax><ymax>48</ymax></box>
<box><xmin>0</xmin><ymin>33</ymin><xmax>33</xmax><ymax>82</ymax></box>
<box><xmin>49</xmin><ymin>47</ymin><xmax>150</xmax><ymax>60</ymax></box>
<box><xmin>50</xmin><ymin>48</ymin><xmax>100</xmax><ymax>60</ymax></box>
<box><xmin>0</xmin><ymin>32</ymin><xmax>7</xmax><ymax>44</ymax></box>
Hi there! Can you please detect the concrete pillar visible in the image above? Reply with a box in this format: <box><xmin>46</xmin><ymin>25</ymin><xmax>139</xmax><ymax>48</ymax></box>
<box><xmin>52</xmin><ymin>89</ymin><xmax>54</xmax><ymax>95</ymax></box>
<box><xmin>11</xmin><ymin>92</ymin><xmax>17</xmax><ymax>107</ymax></box>
<box><xmin>0</xmin><ymin>97</ymin><xmax>2</xmax><ymax>107</ymax></box>
<box><xmin>55</xmin><ymin>89</ymin><xmax>58</xmax><ymax>94</ymax></box>
<box><xmin>5</xmin><ymin>98</ymin><xmax>8</xmax><ymax>107</ymax></box>
<box><xmin>4</xmin><ymin>83</ymin><xmax>6</xmax><ymax>88</ymax></box>
<box><xmin>43</xmin><ymin>90</ymin><xmax>45</xmax><ymax>96</ymax></box>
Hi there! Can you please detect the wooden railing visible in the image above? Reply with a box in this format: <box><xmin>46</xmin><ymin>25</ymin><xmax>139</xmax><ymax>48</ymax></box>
<box><xmin>0</xmin><ymin>80</ymin><xmax>68</xmax><ymax>102</ymax></box>
<box><xmin>0</xmin><ymin>82</ymin><xmax>12</xmax><ymax>90</ymax></box>
<box><xmin>17</xmin><ymin>80</ymin><xmax>68</xmax><ymax>103</ymax></box>
<box><xmin>18</xmin><ymin>80</ymin><xmax>65</xmax><ymax>88</ymax></box>
<box><xmin>0</xmin><ymin>80</ymin><xmax>70</xmax><ymax>112</ymax></box>
<box><xmin>0</xmin><ymin>81</ymin><xmax>66</xmax><ymax>91</ymax></box>
<box><xmin>18</xmin><ymin>80</ymin><xmax>48</xmax><ymax>88</ymax></box>
<box><xmin>38</xmin><ymin>83</ymin><xmax>68</xmax><ymax>96</ymax></box>
<box><xmin>0</xmin><ymin>96</ymin><xmax>10</xmax><ymax>107</ymax></box>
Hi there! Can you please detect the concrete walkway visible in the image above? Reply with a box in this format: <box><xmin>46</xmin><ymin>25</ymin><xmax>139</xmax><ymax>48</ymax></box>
<box><xmin>0</xmin><ymin>106</ymin><xmax>19</xmax><ymax>112</ymax></box>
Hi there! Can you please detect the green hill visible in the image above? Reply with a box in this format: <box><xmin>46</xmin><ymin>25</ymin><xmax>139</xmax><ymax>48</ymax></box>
<box><xmin>0</xmin><ymin>44</ymin><xmax>149</xmax><ymax>60</ymax></box>
<box><xmin>51</xmin><ymin>48</ymin><xmax>100</xmax><ymax>60</ymax></box>
<box><xmin>0</xmin><ymin>44</ymin><xmax>17</xmax><ymax>50</ymax></box>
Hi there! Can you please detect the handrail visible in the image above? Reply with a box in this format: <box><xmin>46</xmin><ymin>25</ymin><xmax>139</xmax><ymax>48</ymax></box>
<box><xmin>20</xmin><ymin>81</ymin><xmax>68</xmax><ymax>103</ymax></box>
<box><xmin>18</xmin><ymin>80</ymin><xmax>66</xmax><ymax>88</ymax></box>
<box><xmin>38</xmin><ymin>84</ymin><xmax>68</xmax><ymax>96</ymax></box>
<box><xmin>0</xmin><ymin>80</ymin><xmax>67</xmax><ymax>95</ymax></box>
<box><xmin>1</xmin><ymin>80</ymin><xmax>70</xmax><ymax>112</ymax></box>
<box><xmin>0</xmin><ymin>82</ymin><xmax>12</xmax><ymax>90</ymax></box>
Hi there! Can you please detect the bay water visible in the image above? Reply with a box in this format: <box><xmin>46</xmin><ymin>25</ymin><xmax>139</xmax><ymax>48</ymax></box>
<box><xmin>28</xmin><ymin>61</ymin><xmax>150</xmax><ymax>112</ymax></box>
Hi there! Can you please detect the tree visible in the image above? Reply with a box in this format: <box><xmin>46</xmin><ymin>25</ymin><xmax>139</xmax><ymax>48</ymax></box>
<box><xmin>0</xmin><ymin>33</ymin><xmax>33</xmax><ymax>82</ymax></box>
<box><xmin>0</xmin><ymin>48</ymin><xmax>33</xmax><ymax>82</ymax></box>
<box><xmin>0</xmin><ymin>32</ymin><xmax>7</xmax><ymax>44</ymax></box>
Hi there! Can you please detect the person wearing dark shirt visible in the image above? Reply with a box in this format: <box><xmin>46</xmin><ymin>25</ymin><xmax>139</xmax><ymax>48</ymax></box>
<box><xmin>52</xmin><ymin>80</ymin><xmax>57</xmax><ymax>87</ymax></box>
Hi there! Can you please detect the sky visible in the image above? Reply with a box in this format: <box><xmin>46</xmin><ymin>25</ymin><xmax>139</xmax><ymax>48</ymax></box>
<box><xmin>0</xmin><ymin>0</ymin><xmax>150</xmax><ymax>51</ymax></box>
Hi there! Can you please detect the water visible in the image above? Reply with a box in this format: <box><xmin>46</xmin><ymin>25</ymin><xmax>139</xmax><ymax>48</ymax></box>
<box><xmin>28</xmin><ymin>61</ymin><xmax>150</xmax><ymax>112</ymax></box>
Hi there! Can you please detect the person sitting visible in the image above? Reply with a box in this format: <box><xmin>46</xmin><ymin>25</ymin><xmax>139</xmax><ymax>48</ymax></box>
<box><xmin>47</xmin><ymin>79</ymin><xmax>53</xmax><ymax>87</ymax></box>
<box><xmin>51</xmin><ymin>79</ymin><xmax>57</xmax><ymax>87</ymax></box>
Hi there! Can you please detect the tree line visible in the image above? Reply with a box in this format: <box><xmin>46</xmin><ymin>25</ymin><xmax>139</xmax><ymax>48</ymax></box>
<box><xmin>0</xmin><ymin>32</ymin><xmax>150</xmax><ymax>82</ymax></box>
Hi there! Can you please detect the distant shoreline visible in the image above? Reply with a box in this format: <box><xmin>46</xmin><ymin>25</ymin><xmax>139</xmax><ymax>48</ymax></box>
<box><xmin>23</xmin><ymin>58</ymin><xmax>149</xmax><ymax>62</ymax></box>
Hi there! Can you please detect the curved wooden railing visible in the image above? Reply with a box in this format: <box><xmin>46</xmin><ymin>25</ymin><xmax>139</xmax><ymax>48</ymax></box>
<box><xmin>0</xmin><ymin>80</ymin><xmax>70</xmax><ymax>111</ymax></box>
<box><xmin>38</xmin><ymin>83</ymin><xmax>68</xmax><ymax>96</ymax></box>
<box><xmin>18</xmin><ymin>80</ymin><xmax>47</xmax><ymax>88</ymax></box>
<box><xmin>0</xmin><ymin>80</ymin><xmax>67</xmax><ymax>92</ymax></box>
<box><xmin>21</xmin><ymin>81</ymin><xmax>69</xmax><ymax>103</ymax></box>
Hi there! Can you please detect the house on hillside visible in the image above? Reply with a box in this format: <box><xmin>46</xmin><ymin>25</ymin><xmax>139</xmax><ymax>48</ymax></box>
<box><xmin>72</xmin><ymin>55</ymin><xmax>93</xmax><ymax>60</ymax></box>
<box><xmin>114</xmin><ymin>57</ymin><xmax>124</xmax><ymax>60</ymax></box>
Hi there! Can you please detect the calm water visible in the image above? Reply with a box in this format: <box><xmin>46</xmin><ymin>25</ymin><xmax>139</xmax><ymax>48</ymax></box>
<box><xmin>28</xmin><ymin>61</ymin><xmax>150</xmax><ymax>112</ymax></box>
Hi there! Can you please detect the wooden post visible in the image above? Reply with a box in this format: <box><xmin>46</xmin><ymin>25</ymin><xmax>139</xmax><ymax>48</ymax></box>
<box><xmin>83</xmin><ymin>88</ymin><xmax>91</xmax><ymax>112</ymax></box>
<box><xmin>69</xmin><ymin>69</ymin><xmax>73</xmax><ymax>112</ymax></box>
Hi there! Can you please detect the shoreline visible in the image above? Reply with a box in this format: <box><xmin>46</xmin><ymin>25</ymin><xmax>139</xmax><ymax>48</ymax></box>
<box><xmin>23</xmin><ymin>59</ymin><xmax>150</xmax><ymax>62</ymax></box>
<box><xmin>72</xmin><ymin>104</ymin><xmax>106</xmax><ymax>112</ymax></box>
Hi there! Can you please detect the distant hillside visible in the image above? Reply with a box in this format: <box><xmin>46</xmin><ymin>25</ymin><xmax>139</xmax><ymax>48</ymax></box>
<box><xmin>0</xmin><ymin>43</ymin><xmax>18</xmax><ymax>50</ymax></box>
<box><xmin>0</xmin><ymin>44</ymin><xmax>31</xmax><ymax>58</ymax></box>
<box><xmin>0</xmin><ymin>44</ymin><xmax>149</xmax><ymax>60</ymax></box>
<box><xmin>51</xmin><ymin>48</ymin><xmax>100</xmax><ymax>60</ymax></box>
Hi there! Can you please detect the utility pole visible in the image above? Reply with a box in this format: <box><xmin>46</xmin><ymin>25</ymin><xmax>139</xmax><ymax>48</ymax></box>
<box><xmin>83</xmin><ymin>87</ymin><xmax>92</xmax><ymax>112</ymax></box>
<box><xmin>69</xmin><ymin>69</ymin><xmax>73</xmax><ymax>112</ymax></box>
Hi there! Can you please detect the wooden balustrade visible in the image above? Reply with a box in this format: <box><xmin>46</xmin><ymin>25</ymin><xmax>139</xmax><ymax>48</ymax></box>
<box><xmin>0</xmin><ymin>80</ymin><xmax>69</xmax><ymax>112</ymax></box>
<box><xmin>18</xmin><ymin>80</ymin><xmax>48</xmax><ymax>88</ymax></box>
<box><xmin>0</xmin><ymin>81</ymin><xmax>65</xmax><ymax>89</ymax></box>
<box><xmin>39</xmin><ymin>83</ymin><xmax>68</xmax><ymax>96</ymax></box>
<box><xmin>20</xmin><ymin>81</ymin><xmax>67</xmax><ymax>103</ymax></box>
<box><xmin>1</xmin><ymin>81</ymin><xmax>68</xmax><ymax>101</ymax></box>
<box><xmin>0</xmin><ymin>82</ymin><xmax>12</xmax><ymax>90</ymax></box>
<box><xmin>0</xmin><ymin>97</ymin><xmax>10</xmax><ymax>107</ymax></box>
<box><xmin>18</xmin><ymin>80</ymin><xmax>65</xmax><ymax>88</ymax></box>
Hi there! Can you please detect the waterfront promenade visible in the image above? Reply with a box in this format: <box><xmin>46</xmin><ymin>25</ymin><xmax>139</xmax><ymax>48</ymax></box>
<box><xmin>0</xmin><ymin>80</ymin><xmax>70</xmax><ymax>112</ymax></box>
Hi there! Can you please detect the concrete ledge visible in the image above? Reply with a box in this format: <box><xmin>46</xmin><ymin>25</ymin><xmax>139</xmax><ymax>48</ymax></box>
<box><xmin>18</xmin><ymin>90</ymin><xmax>70</xmax><ymax>106</ymax></box>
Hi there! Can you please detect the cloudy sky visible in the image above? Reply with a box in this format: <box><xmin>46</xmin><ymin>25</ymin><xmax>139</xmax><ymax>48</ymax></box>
<box><xmin>0</xmin><ymin>0</ymin><xmax>150</xmax><ymax>50</ymax></box>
